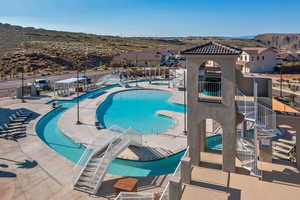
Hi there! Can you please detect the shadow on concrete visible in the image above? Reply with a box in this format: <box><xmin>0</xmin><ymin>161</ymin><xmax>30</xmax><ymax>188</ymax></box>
<box><xmin>0</xmin><ymin>164</ymin><xmax>9</xmax><ymax>168</ymax></box>
<box><xmin>16</xmin><ymin>160</ymin><xmax>38</xmax><ymax>169</ymax></box>
<box><xmin>200</xmin><ymin>161</ymin><xmax>222</xmax><ymax>170</ymax></box>
<box><xmin>190</xmin><ymin>179</ymin><xmax>241</xmax><ymax>200</ymax></box>
<box><xmin>262</xmin><ymin>168</ymin><xmax>300</xmax><ymax>188</ymax></box>
<box><xmin>95</xmin><ymin>175</ymin><xmax>166</xmax><ymax>199</ymax></box>
<box><xmin>0</xmin><ymin>170</ymin><xmax>16</xmax><ymax>178</ymax></box>
<box><xmin>23</xmin><ymin>94</ymin><xmax>52</xmax><ymax>100</ymax></box>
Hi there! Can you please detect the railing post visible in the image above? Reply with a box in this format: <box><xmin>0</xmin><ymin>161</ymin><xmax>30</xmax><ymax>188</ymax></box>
<box><xmin>169</xmin><ymin>176</ymin><xmax>182</xmax><ymax>200</ymax></box>
<box><xmin>181</xmin><ymin>157</ymin><xmax>191</xmax><ymax>184</ymax></box>
<box><xmin>244</xmin><ymin>95</ymin><xmax>246</xmax><ymax>115</ymax></box>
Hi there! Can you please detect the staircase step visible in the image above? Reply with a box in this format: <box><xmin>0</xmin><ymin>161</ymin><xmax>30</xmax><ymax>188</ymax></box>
<box><xmin>274</xmin><ymin>142</ymin><xmax>294</xmax><ymax>149</ymax></box>
<box><xmin>278</xmin><ymin>139</ymin><xmax>296</xmax><ymax>145</ymax></box>
<box><xmin>74</xmin><ymin>184</ymin><xmax>95</xmax><ymax>193</ymax></box>
<box><xmin>273</xmin><ymin>146</ymin><xmax>291</xmax><ymax>154</ymax></box>
<box><xmin>273</xmin><ymin>151</ymin><xmax>290</xmax><ymax>160</ymax></box>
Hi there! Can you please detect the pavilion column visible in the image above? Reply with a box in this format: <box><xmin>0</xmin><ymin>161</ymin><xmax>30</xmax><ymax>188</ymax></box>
<box><xmin>187</xmin><ymin>61</ymin><xmax>201</xmax><ymax>166</ymax></box>
<box><xmin>222</xmin><ymin>126</ymin><xmax>236</xmax><ymax>172</ymax></box>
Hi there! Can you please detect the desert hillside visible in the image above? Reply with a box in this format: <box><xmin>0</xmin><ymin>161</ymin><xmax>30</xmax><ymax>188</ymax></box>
<box><xmin>0</xmin><ymin>23</ymin><xmax>265</xmax><ymax>78</ymax></box>
<box><xmin>255</xmin><ymin>34</ymin><xmax>300</xmax><ymax>51</ymax></box>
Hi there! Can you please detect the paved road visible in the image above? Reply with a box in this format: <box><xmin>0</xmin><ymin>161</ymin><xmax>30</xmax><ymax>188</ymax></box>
<box><xmin>0</xmin><ymin>70</ymin><xmax>112</xmax><ymax>97</ymax></box>
<box><xmin>0</xmin><ymin>70</ymin><xmax>111</xmax><ymax>90</ymax></box>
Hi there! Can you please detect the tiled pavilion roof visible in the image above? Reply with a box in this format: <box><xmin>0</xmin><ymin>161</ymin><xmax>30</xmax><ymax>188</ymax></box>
<box><xmin>181</xmin><ymin>42</ymin><xmax>242</xmax><ymax>55</ymax></box>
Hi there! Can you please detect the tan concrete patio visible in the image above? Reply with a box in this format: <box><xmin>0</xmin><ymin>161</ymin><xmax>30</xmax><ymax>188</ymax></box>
<box><xmin>0</xmin><ymin>81</ymin><xmax>184</xmax><ymax>200</ymax></box>
<box><xmin>181</xmin><ymin>152</ymin><xmax>300</xmax><ymax>200</ymax></box>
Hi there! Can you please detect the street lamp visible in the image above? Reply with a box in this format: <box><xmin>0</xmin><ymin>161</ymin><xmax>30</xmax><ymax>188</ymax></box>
<box><xmin>21</xmin><ymin>69</ymin><xmax>25</xmax><ymax>103</ymax></box>
<box><xmin>76</xmin><ymin>67</ymin><xmax>81</xmax><ymax>125</ymax></box>
<box><xmin>84</xmin><ymin>46</ymin><xmax>88</xmax><ymax>91</ymax></box>
<box><xmin>183</xmin><ymin>70</ymin><xmax>187</xmax><ymax>134</ymax></box>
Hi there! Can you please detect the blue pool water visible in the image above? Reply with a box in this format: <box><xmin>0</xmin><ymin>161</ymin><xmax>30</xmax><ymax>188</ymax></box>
<box><xmin>205</xmin><ymin>129</ymin><xmax>282</xmax><ymax>151</ymax></box>
<box><xmin>96</xmin><ymin>89</ymin><xmax>184</xmax><ymax>134</ymax></box>
<box><xmin>36</xmin><ymin>85</ymin><xmax>186</xmax><ymax>176</ymax></box>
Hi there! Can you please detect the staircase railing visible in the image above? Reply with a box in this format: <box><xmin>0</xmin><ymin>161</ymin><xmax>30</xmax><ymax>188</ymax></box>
<box><xmin>160</xmin><ymin>147</ymin><xmax>189</xmax><ymax>200</ymax></box>
<box><xmin>91</xmin><ymin>134</ymin><xmax>131</xmax><ymax>194</ymax></box>
<box><xmin>199</xmin><ymin>81</ymin><xmax>222</xmax><ymax>98</ymax></box>
<box><xmin>257</xmin><ymin>103</ymin><xmax>276</xmax><ymax>131</ymax></box>
<box><xmin>115</xmin><ymin>192</ymin><xmax>154</xmax><ymax>200</ymax></box>
<box><xmin>235</xmin><ymin>88</ymin><xmax>276</xmax><ymax>132</ymax></box>
<box><xmin>72</xmin><ymin>142</ymin><xmax>99</xmax><ymax>185</ymax></box>
<box><xmin>235</xmin><ymin>88</ymin><xmax>255</xmax><ymax>117</ymax></box>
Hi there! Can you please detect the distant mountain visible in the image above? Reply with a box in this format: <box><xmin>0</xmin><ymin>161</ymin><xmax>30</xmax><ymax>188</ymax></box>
<box><xmin>255</xmin><ymin>34</ymin><xmax>300</xmax><ymax>51</ymax></box>
<box><xmin>235</xmin><ymin>35</ymin><xmax>255</xmax><ymax>39</ymax></box>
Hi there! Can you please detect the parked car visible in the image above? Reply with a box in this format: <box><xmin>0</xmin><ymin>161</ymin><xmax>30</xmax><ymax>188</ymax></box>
<box><xmin>33</xmin><ymin>79</ymin><xmax>50</xmax><ymax>91</ymax></box>
<box><xmin>78</xmin><ymin>76</ymin><xmax>92</xmax><ymax>84</ymax></box>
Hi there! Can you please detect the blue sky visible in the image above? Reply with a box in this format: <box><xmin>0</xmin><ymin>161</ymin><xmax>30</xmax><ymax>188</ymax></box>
<box><xmin>0</xmin><ymin>0</ymin><xmax>299</xmax><ymax>37</ymax></box>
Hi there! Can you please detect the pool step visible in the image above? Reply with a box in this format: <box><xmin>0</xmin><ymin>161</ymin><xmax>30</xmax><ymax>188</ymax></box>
<box><xmin>73</xmin><ymin>135</ymin><xmax>131</xmax><ymax>194</ymax></box>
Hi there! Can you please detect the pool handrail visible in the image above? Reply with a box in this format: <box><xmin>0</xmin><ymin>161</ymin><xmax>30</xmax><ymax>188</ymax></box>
<box><xmin>159</xmin><ymin>146</ymin><xmax>189</xmax><ymax>200</ymax></box>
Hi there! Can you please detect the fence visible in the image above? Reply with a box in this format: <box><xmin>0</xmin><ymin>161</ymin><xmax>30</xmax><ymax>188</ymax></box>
<box><xmin>0</xmin><ymin>88</ymin><xmax>16</xmax><ymax>98</ymax></box>
<box><xmin>115</xmin><ymin>192</ymin><xmax>154</xmax><ymax>200</ymax></box>
<box><xmin>160</xmin><ymin>147</ymin><xmax>189</xmax><ymax>200</ymax></box>
<box><xmin>198</xmin><ymin>81</ymin><xmax>222</xmax><ymax>101</ymax></box>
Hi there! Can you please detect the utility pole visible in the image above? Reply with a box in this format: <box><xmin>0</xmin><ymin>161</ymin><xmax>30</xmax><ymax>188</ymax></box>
<box><xmin>76</xmin><ymin>65</ymin><xmax>81</xmax><ymax>125</ymax></box>
<box><xmin>21</xmin><ymin>69</ymin><xmax>25</xmax><ymax>103</ymax></box>
<box><xmin>280</xmin><ymin>68</ymin><xmax>283</xmax><ymax>98</ymax></box>
<box><xmin>84</xmin><ymin>46</ymin><xmax>88</xmax><ymax>91</ymax></box>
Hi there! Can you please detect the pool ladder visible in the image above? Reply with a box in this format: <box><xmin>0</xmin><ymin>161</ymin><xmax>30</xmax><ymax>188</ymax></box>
<box><xmin>73</xmin><ymin>134</ymin><xmax>132</xmax><ymax>194</ymax></box>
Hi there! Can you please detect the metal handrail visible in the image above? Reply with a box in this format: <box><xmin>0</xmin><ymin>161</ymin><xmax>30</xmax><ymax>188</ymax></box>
<box><xmin>199</xmin><ymin>81</ymin><xmax>222</xmax><ymax>97</ymax></box>
<box><xmin>72</xmin><ymin>143</ymin><xmax>96</xmax><ymax>185</ymax></box>
<box><xmin>115</xmin><ymin>192</ymin><xmax>154</xmax><ymax>200</ymax></box>
<box><xmin>159</xmin><ymin>146</ymin><xmax>189</xmax><ymax>200</ymax></box>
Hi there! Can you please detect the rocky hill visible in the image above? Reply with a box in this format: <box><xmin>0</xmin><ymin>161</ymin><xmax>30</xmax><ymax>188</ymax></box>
<box><xmin>0</xmin><ymin>23</ymin><xmax>265</xmax><ymax>78</ymax></box>
<box><xmin>255</xmin><ymin>34</ymin><xmax>300</xmax><ymax>51</ymax></box>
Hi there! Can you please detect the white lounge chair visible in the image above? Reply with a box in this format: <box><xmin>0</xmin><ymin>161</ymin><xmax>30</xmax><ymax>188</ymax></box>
<box><xmin>0</xmin><ymin>125</ymin><xmax>26</xmax><ymax>138</ymax></box>
<box><xmin>16</xmin><ymin>111</ymin><xmax>32</xmax><ymax>118</ymax></box>
<box><xmin>3</xmin><ymin>124</ymin><xmax>26</xmax><ymax>130</ymax></box>
<box><xmin>9</xmin><ymin>115</ymin><xmax>26</xmax><ymax>123</ymax></box>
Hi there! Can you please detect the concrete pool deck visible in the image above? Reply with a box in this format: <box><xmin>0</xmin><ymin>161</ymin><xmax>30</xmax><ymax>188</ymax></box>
<box><xmin>0</xmin><ymin>81</ymin><xmax>185</xmax><ymax>200</ymax></box>
<box><xmin>58</xmin><ymin>82</ymin><xmax>187</xmax><ymax>161</ymax></box>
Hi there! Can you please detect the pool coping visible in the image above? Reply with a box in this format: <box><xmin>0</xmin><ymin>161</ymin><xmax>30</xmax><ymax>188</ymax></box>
<box><xmin>57</xmin><ymin>82</ymin><xmax>187</xmax><ymax>162</ymax></box>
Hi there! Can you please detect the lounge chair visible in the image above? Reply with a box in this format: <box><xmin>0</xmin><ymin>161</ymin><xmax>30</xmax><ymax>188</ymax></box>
<box><xmin>9</xmin><ymin>115</ymin><xmax>26</xmax><ymax>123</ymax></box>
<box><xmin>0</xmin><ymin>125</ymin><xmax>26</xmax><ymax>138</ymax></box>
<box><xmin>12</xmin><ymin>114</ymin><xmax>28</xmax><ymax>120</ymax></box>
<box><xmin>3</xmin><ymin>124</ymin><xmax>26</xmax><ymax>131</ymax></box>
<box><xmin>16</xmin><ymin>111</ymin><xmax>32</xmax><ymax>118</ymax></box>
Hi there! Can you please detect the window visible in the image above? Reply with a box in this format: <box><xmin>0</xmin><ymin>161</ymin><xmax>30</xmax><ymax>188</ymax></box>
<box><xmin>251</xmin><ymin>56</ymin><xmax>254</xmax><ymax>61</ymax></box>
<box><xmin>262</xmin><ymin>56</ymin><xmax>265</xmax><ymax>60</ymax></box>
<box><xmin>257</xmin><ymin>56</ymin><xmax>259</xmax><ymax>60</ymax></box>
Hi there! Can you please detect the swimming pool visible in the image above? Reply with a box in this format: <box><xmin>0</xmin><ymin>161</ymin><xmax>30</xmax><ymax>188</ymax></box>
<box><xmin>36</xmin><ymin>85</ymin><xmax>186</xmax><ymax>176</ymax></box>
<box><xmin>206</xmin><ymin>129</ymin><xmax>282</xmax><ymax>151</ymax></box>
<box><xmin>96</xmin><ymin>89</ymin><xmax>184</xmax><ymax>134</ymax></box>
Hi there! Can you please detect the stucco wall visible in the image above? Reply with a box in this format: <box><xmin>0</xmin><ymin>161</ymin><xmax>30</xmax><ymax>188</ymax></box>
<box><xmin>235</xmin><ymin>69</ymin><xmax>272</xmax><ymax>97</ymax></box>
<box><xmin>249</xmin><ymin>50</ymin><xmax>277</xmax><ymax>73</ymax></box>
